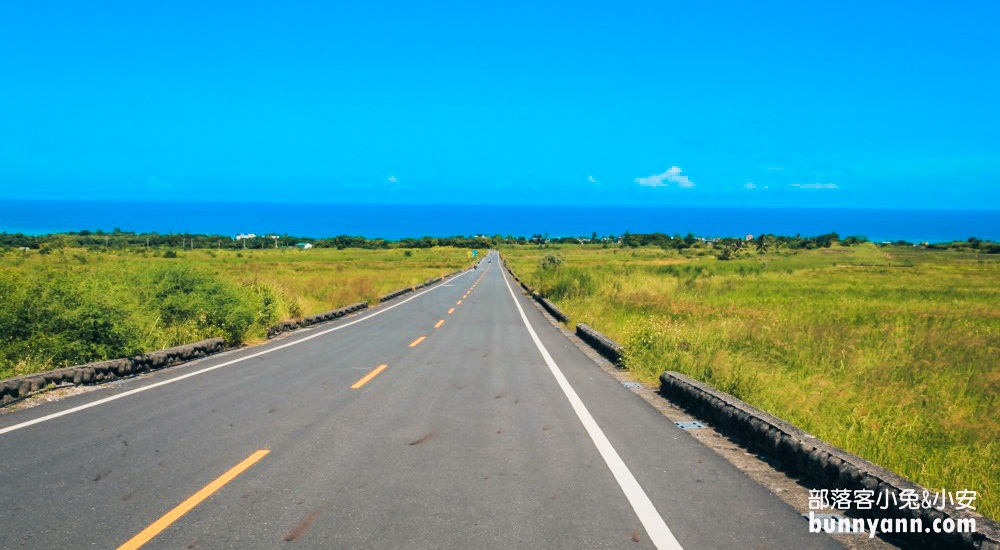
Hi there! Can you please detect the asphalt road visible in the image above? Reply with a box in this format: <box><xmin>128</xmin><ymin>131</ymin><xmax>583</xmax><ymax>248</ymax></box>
<box><xmin>0</xmin><ymin>251</ymin><xmax>842</xmax><ymax>549</ymax></box>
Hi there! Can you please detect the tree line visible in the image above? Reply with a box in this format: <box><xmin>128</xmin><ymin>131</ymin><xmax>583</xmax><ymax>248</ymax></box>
<box><xmin>1</xmin><ymin>230</ymin><xmax>995</xmax><ymax>254</ymax></box>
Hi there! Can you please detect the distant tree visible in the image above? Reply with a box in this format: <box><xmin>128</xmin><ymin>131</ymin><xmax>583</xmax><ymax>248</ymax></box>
<box><xmin>815</xmin><ymin>232</ymin><xmax>839</xmax><ymax>248</ymax></box>
<box><xmin>754</xmin><ymin>234</ymin><xmax>775</xmax><ymax>254</ymax></box>
<box><xmin>717</xmin><ymin>238</ymin><xmax>746</xmax><ymax>260</ymax></box>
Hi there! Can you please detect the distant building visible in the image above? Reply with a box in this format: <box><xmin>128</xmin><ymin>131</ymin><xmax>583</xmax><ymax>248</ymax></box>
<box><xmin>745</xmin><ymin>234</ymin><xmax>754</xmax><ymax>241</ymax></box>
<box><xmin>296</xmin><ymin>243</ymin><xmax>313</xmax><ymax>250</ymax></box>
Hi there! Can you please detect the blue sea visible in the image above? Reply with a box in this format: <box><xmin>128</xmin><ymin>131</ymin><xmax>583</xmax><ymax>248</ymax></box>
<box><xmin>0</xmin><ymin>201</ymin><xmax>997</xmax><ymax>243</ymax></box>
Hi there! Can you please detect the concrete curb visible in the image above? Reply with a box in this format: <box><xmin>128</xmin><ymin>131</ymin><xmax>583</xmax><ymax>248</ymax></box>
<box><xmin>660</xmin><ymin>371</ymin><xmax>1000</xmax><ymax>549</ymax></box>
<box><xmin>376</xmin><ymin>268</ymin><xmax>464</xmax><ymax>305</ymax></box>
<box><xmin>270</xmin><ymin>269</ymin><xmax>466</xmax><ymax>338</ymax></box>
<box><xmin>500</xmin><ymin>256</ymin><xmax>570</xmax><ymax>323</ymax></box>
<box><xmin>501</xmin><ymin>252</ymin><xmax>999</xmax><ymax>548</ymax></box>
<box><xmin>0</xmin><ymin>338</ymin><xmax>225</xmax><ymax>407</ymax></box>
<box><xmin>575</xmin><ymin>323</ymin><xmax>623</xmax><ymax>366</ymax></box>
<box><xmin>533</xmin><ymin>294</ymin><xmax>569</xmax><ymax>323</ymax></box>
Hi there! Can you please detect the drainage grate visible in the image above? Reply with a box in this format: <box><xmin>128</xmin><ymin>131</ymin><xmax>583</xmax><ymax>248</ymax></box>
<box><xmin>801</xmin><ymin>513</ymin><xmax>865</xmax><ymax>534</ymax></box>
<box><xmin>674</xmin><ymin>421</ymin><xmax>706</xmax><ymax>430</ymax></box>
<box><xmin>621</xmin><ymin>382</ymin><xmax>642</xmax><ymax>389</ymax></box>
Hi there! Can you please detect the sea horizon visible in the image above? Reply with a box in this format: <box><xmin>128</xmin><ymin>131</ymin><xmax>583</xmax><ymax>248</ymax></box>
<box><xmin>1</xmin><ymin>200</ymin><xmax>997</xmax><ymax>243</ymax></box>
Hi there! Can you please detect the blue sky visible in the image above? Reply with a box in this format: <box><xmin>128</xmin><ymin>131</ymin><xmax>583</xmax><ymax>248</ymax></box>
<box><xmin>1</xmin><ymin>0</ymin><xmax>998</xmax><ymax>208</ymax></box>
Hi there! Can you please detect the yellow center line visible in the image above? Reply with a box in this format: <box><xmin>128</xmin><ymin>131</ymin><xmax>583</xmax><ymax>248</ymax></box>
<box><xmin>351</xmin><ymin>364</ymin><xmax>389</xmax><ymax>389</ymax></box>
<box><xmin>117</xmin><ymin>450</ymin><xmax>270</xmax><ymax>550</ymax></box>
<box><xmin>447</xmin><ymin>307</ymin><xmax>455</xmax><ymax>314</ymax></box>
<box><xmin>409</xmin><ymin>336</ymin><xmax>427</xmax><ymax>347</ymax></box>
<box><xmin>456</xmin><ymin>300</ymin><xmax>462</xmax><ymax>305</ymax></box>
<box><xmin>434</xmin><ymin>319</ymin><xmax>445</xmax><ymax>329</ymax></box>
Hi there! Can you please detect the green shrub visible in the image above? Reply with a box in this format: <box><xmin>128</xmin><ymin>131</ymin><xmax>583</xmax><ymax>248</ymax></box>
<box><xmin>0</xmin><ymin>269</ymin><xmax>143</xmax><ymax>377</ymax></box>
<box><xmin>135</xmin><ymin>264</ymin><xmax>265</xmax><ymax>345</ymax></box>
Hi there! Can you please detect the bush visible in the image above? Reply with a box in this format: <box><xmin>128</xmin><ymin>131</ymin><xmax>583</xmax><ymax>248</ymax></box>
<box><xmin>0</xmin><ymin>269</ymin><xmax>143</xmax><ymax>377</ymax></box>
<box><xmin>0</xmin><ymin>262</ymin><xmax>285</xmax><ymax>377</ymax></box>
<box><xmin>135</xmin><ymin>264</ymin><xmax>266</xmax><ymax>345</ymax></box>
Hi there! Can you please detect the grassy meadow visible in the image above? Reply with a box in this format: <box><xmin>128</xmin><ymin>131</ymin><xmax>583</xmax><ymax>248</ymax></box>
<box><xmin>0</xmin><ymin>246</ymin><xmax>477</xmax><ymax>380</ymax></box>
<box><xmin>502</xmin><ymin>242</ymin><xmax>999</xmax><ymax>519</ymax></box>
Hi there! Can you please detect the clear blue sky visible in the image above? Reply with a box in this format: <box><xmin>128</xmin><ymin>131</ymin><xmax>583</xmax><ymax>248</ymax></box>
<box><xmin>1</xmin><ymin>0</ymin><xmax>997</xmax><ymax>208</ymax></box>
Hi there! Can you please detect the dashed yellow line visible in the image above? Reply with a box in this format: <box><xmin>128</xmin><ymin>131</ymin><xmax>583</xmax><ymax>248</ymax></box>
<box><xmin>117</xmin><ymin>450</ymin><xmax>270</xmax><ymax>550</ymax></box>
<box><xmin>448</xmin><ymin>308</ymin><xmax>455</xmax><ymax>314</ymax></box>
<box><xmin>409</xmin><ymin>336</ymin><xmax>427</xmax><ymax>347</ymax></box>
<box><xmin>351</xmin><ymin>364</ymin><xmax>389</xmax><ymax>389</ymax></box>
<box><xmin>456</xmin><ymin>300</ymin><xmax>462</xmax><ymax>305</ymax></box>
<box><xmin>434</xmin><ymin>320</ymin><xmax>445</xmax><ymax>329</ymax></box>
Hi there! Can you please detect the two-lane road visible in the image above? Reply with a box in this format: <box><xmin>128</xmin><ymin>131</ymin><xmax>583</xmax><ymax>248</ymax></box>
<box><xmin>0</xmin><ymin>251</ymin><xmax>841</xmax><ymax>549</ymax></box>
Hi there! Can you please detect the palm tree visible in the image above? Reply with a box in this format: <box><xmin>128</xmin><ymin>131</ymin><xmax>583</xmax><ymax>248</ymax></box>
<box><xmin>755</xmin><ymin>234</ymin><xmax>769</xmax><ymax>254</ymax></box>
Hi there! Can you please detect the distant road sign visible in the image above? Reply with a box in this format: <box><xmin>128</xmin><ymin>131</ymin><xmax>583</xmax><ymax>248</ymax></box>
<box><xmin>472</xmin><ymin>250</ymin><xmax>478</xmax><ymax>257</ymax></box>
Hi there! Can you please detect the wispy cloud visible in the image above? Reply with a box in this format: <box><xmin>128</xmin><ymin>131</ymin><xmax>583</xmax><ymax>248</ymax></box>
<box><xmin>791</xmin><ymin>183</ymin><xmax>838</xmax><ymax>189</ymax></box>
<box><xmin>744</xmin><ymin>182</ymin><xmax>757</xmax><ymax>189</ymax></box>
<box><xmin>387</xmin><ymin>176</ymin><xmax>398</xmax><ymax>183</ymax></box>
<box><xmin>635</xmin><ymin>166</ymin><xmax>694</xmax><ymax>188</ymax></box>
<box><xmin>587</xmin><ymin>175</ymin><xmax>598</xmax><ymax>184</ymax></box>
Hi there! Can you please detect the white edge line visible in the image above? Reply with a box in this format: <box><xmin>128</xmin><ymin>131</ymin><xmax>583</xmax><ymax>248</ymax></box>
<box><xmin>0</xmin><ymin>269</ymin><xmax>473</xmax><ymax>437</ymax></box>
<box><xmin>498</xmin><ymin>262</ymin><xmax>684</xmax><ymax>550</ymax></box>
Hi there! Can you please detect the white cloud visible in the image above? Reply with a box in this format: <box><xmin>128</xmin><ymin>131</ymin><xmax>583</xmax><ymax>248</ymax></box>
<box><xmin>791</xmin><ymin>183</ymin><xmax>838</xmax><ymax>189</ymax></box>
<box><xmin>587</xmin><ymin>175</ymin><xmax>598</xmax><ymax>184</ymax></box>
<box><xmin>387</xmin><ymin>176</ymin><xmax>398</xmax><ymax>183</ymax></box>
<box><xmin>744</xmin><ymin>182</ymin><xmax>757</xmax><ymax>189</ymax></box>
<box><xmin>635</xmin><ymin>166</ymin><xmax>694</xmax><ymax>188</ymax></box>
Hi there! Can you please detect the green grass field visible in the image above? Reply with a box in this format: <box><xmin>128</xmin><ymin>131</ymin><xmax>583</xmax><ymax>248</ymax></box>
<box><xmin>502</xmin><ymin>242</ymin><xmax>999</xmax><ymax>520</ymax></box>
<box><xmin>0</xmin><ymin>246</ymin><xmax>477</xmax><ymax>379</ymax></box>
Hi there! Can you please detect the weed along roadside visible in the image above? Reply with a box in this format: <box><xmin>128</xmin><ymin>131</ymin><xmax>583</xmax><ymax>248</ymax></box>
<box><xmin>0</xmin><ymin>264</ymin><xmax>470</xmax><ymax>408</ymax></box>
<box><xmin>0</xmin><ymin>246</ymin><xmax>478</xmax><ymax>380</ymax></box>
<box><xmin>0</xmin><ymin>246</ymin><xmax>479</xmax><ymax>402</ymax></box>
<box><xmin>499</xmin><ymin>242</ymin><xmax>1000</xmax><ymax>532</ymax></box>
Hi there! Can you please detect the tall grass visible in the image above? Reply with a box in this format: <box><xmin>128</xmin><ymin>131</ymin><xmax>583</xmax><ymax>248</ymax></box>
<box><xmin>0</xmin><ymin>246</ymin><xmax>476</xmax><ymax>379</ymax></box>
<box><xmin>503</xmin><ymin>243</ymin><xmax>999</xmax><ymax>520</ymax></box>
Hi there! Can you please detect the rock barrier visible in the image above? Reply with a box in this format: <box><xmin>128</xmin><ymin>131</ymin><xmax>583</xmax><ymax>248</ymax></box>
<box><xmin>267</xmin><ymin>302</ymin><xmax>368</xmax><ymax>338</ymax></box>
<box><xmin>0</xmin><ymin>338</ymin><xmax>225</xmax><ymax>406</ymax></box>
<box><xmin>660</xmin><ymin>371</ymin><xmax>1000</xmax><ymax>549</ymax></box>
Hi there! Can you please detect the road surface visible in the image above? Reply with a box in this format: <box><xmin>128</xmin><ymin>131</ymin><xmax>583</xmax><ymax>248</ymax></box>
<box><xmin>0</xmin><ymin>251</ymin><xmax>841</xmax><ymax>549</ymax></box>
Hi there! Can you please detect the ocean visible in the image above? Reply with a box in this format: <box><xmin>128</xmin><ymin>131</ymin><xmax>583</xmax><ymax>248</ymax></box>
<box><xmin>0</xmin><ymin>201</ymin><xmax>997</xmax><ymax>243</ymax></box>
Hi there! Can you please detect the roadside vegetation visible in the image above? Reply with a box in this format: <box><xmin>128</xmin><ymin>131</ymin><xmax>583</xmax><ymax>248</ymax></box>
<box><xmin>0</xmin><ymin>245</ymin><xmax>477</xmax><ymax>380</ymax></box>
<box><xmin>501</xmin><ymin>238</ymin><xmax>999</xmax><ymax>520</ymax></box>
